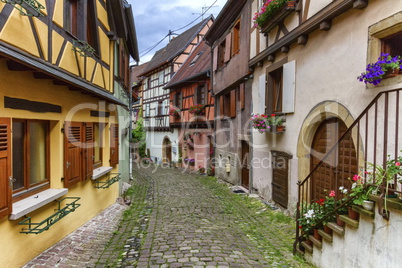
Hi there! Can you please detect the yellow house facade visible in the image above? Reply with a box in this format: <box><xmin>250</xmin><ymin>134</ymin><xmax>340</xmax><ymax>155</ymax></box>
<box><xmin>0</xmin><ymin>0</ymin><xmax>138</xmax><ymax>267</ymax></box>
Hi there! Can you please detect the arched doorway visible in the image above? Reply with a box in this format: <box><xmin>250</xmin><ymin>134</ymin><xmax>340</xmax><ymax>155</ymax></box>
<box><xmin>310</xmin><ymin>118</ymin><xmax>357</xmax><ymax>200</ymax></box>
<box><xmin>162</xmin><ymin>137</ymin><xmax>172</xmax><ymax>164</ymax></box>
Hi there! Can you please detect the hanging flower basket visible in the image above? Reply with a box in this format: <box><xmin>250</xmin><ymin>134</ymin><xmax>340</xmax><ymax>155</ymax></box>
<box><xmin>251</xmin><ymin>114</ymin><xmax>270</xmax><ymax>133</ymax></box>
<box><xmin>169</xmin><ymin>107</ymin><xmax>181</xmax><ymax>118</ymax></box>
<box><xmin>253</xmin><ymin>0</ymin><xmax>297</xmax><ymax>34</ymax></box>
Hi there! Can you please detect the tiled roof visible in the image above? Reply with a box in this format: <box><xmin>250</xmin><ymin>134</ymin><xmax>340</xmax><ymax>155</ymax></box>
<box><xmin>131</xmin><ymin>62</ymin><xmax>149</xmax><ymax>84</ymax></box>
<box><xmin>165</xmin><ymin>40</ymin><xmax>211</xmax><ymax>89</ymax></box>
<box><xmin>141</xmin><ymin>16</ymin><xmax>213</xmax><ymax>75</ymax></box>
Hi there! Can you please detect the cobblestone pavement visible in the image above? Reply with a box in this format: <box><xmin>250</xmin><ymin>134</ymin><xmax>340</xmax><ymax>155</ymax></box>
<box><xmin>25</xmin><ymin>165</ymin><xmax>312</xmax><ymax>268</ymax></box>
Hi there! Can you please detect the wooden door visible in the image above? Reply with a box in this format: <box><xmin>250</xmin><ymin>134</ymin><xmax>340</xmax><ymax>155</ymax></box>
<box><xmin>0</xmin><ymin>118</ymin><xmax>12</xmax><ymax>218</ymax></box>
<box><xmin>311</xmin><ymin>118</ymin><xmax>356</xmax><ymax>200</ymax></box>
<box><xmin>241</xmin><ymin>141</ymin><xmax>249</xmax><ymax>189</ymax></box>
<box><xmin>272</xmin><ymin>151</ymin><xmax>290</xmax><ymax>208</ymax></box>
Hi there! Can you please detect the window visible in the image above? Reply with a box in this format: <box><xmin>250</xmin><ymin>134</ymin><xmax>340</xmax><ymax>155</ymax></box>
<box><xmin>174</xmin><ymin>92</ymin><xmax>182</xmax><ymax>109</ymax></box>
<box><xmin>93</xmin><ymin>123</ymin><xmax>104</xmax><ymax>168</ymax></box>
<box><xmin>266</xmin><ymin>67</ymin><xmax>283</xmax><ymax>114</ymax></box>
<box><xmin>65</xmin><ymin>0</ymin><xmax>78</xmax><ymax>36</ymax></box>
<box><xmin>381</xmin><ymin>32</ymin><xmax>402</xmax><ymax>56</ymax></box>
<box><xmin>220</xmin><ymin>89</ymin><xmax>236</xmax><ymax>117</ymax></box>
<box><xmin>109</xmin><ymin>124</ymin><xmax>119</xmax><ymax>167</ymax></box>
<box><xmin>12</xmin><ymin>120</ymin><xmax>49</xmax><ymax>200</ymax></box>
<box><xmin>159</xmin><ymin>71</ymin><xmax>165</xmax><ymax>85</ymax></box>
<box><xmin>144</xmin><ymin>103</ymin><xmax>150</xmax><ymax>117</ymax></box>
<box><xmin>195</xmin><ymin>85</ymin><xmax>206</xmax><ymax>105</ymax></box>
<box><xmin>65</xmin><ymin>0</ymin><xmax>99</xmax><ymax>54</ymax></box>
<box><xmin>118</xmin><ymin>42</ymin><xmax>129</xmax><ymax>89</ymax></box>
<box><xmin>232</xmin><ymin>20</ymin><xmax>241</xmax><ymax>56</ymax></box>
<box><xmin>157</xmin><ymin>101</ymin><xmax>163</xmax><ymax>116</ymax></box>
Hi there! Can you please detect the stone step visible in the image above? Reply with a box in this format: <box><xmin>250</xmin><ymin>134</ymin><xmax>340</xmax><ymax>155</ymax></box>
<box><xmin>308</xmin><ymin>235</ymin><xmax>322</xmax><ymax>249</ymax></box>
<box><xmin>300</xmin><ymin>241</ymin><xmax>313</xmax><ymax>253</ymax></box>
<box><xmin>326</xmin><ymin>222</ymin><xmax>345</xmax><ymax>236</ymax></box>
<box><xmin>318</xmin><ymin>229</ymin><xmax>333</xmax><ymax>242</ymax></box>
<box><xmin>339</xmin><ymin>214</ymin><xmax>359</xmax><ymax>228</ymax></box>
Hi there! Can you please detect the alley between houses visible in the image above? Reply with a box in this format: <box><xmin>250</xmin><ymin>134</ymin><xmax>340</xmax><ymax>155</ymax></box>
<box><xmin>24</xmin><ymin>165</ymin><xmax>312</xmax><ymax>268</ymax></box>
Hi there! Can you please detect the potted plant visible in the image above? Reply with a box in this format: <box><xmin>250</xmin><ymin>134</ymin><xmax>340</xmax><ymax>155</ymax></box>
<box><xmin>198</xmin><ymin>166</ymin><xmax>206</xmax><ymax>174</ymax></box>
<box><xmin>169</xmin><ymin>107</ymin><xmax>181</xmax><ymax>118</ymax></box>
<box><xmin>268</xmin><ymin>114</ymin><xmax>285</xmax><ymax>132</ymax></box>
<box><xmin>250</xmin><ymin>113</ymin><xmax>270</xmax><ymax>133</ymax></box>
<box><xmin>188</xmin><ymin>158</ymin><xmax>195</xmax><ymax>166</ymax></box>
<box><xmin>253</xmin><ymin>0</ymin><xmax>297</xmax><ymax>32</ymax></box>
<box><xmin>357</xmin><ymin>53</ymin><xmax>402</xmax><ymax>86</ymax></box>
<box><xmin>189</xmin><ymin>104</ymin><xmax>206</xmax><ymax>116</ymax></box>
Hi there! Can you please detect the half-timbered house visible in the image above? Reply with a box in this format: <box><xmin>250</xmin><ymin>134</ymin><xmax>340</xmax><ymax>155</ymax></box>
<box><xmin>0</xmin><ymin>1</ymin><xmax>138</xmax><ymax>266</ymax></box>
<box><xmin>140</xmin><ymin>16</ymin><xmax>213</xmax><ymax>164</ymax></box>
<box><xmin>249</xmin><ymin>0</ymin><xmax>402</xmax><ymax>266</ymax></box>
<box><xmin>204</xmin><ymin>0</ymin><xmax>252</xmax><ymax>189</ymax></box>
<box><xmin>165</xmin><ymin>40</ymin><xmax>214</xmax><ymax>172</ymax></box>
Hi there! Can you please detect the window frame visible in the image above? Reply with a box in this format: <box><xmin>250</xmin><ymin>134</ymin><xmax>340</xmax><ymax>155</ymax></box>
<box><xmin>93</xmin><ymin>123</ymin><xmax>104</xmax><ymax>169</ymax></box>
<box><xmin>232</xmin><ymin>20</ymin><xmax>241</xmax><ymax>56</ymax></box>
<box><xmin>266</xmin><ymin>67</ymin><xmax>283</xmax><ymax>114</ymax></box>
<box><xmin>12</xmin><ymin>119</ymin><xmax>50</xmax><ymax>201</ymax></box>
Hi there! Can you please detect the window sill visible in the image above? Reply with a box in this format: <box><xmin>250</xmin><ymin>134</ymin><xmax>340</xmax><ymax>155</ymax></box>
<box><xmin>92</xmin><ymin>166</ymin><xmax>113</xmax><ymax>180</ymax></box>
<box><xmin>9</xmin><ymin>188</ymin><xmax>68</xmax><ymax>220</ymax></box>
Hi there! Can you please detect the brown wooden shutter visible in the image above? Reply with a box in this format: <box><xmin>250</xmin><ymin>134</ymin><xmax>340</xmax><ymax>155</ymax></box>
<box><xmin>84</xmin><ymin>123</ymin><xmax>94</xmax><ymax>180</ymax></box>
<box><xmin>64</xmin><ymin>122</ymin><xmax>82</xmax><ymax>187</ymax></box>
<box><xmin>239</xmin><ymin>83</ymin><xmax>245</xmax><ymax>110</ymax></box>
<box><xmin>0</xmin><ymin>118</ymin><xmax>12</xmax><ymax>218</ymax></box>
<box><xmin>224</xmin><ymin>33</ymin><xmax>232</xmax><ymax>63</ymax></box>
<box><xmin>219</xmin><ymin>95</ymin><xmax>224</xmax><ymax>116</ymax></box>
<box><xmin>230</xmin><ymin>89</ymin><xmax>236</xmax><ymax>117</ymax></box>
<box><xmin>110</xmin><ymin>124</ymin><xmax>119</xmax><ymax>166</ymax></box>
<box><xmin>213</xmin><ymin>46</ymin><xmax>218</xmax><ymax>71</ymax></box>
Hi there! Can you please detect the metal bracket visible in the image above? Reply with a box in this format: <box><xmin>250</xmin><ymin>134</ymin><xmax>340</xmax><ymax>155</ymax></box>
<box><xmin>0</xmin><ymin>0</ymin><xmax>45</xmax><ymax>17</ymax></box>
<box><xmin>18</xmin><ymin>197</ymin><xmax>81</xmax><ymax>234</ymax></box>
<box><xmin>72</xmin><ymin>39</ymin><xmax>95</xmax><ymax>57</ymax></box>
<box><xmin>94</xmin><ymin>173</ymin><xmax>121</xmax><ymax>189</ymax></box>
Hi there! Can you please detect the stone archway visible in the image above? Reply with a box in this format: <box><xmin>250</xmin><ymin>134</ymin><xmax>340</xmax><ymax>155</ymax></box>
<box><xmin>297</xmin><ymin>101</ymin><xmax>361</xmax><ymax>199</ymax></box>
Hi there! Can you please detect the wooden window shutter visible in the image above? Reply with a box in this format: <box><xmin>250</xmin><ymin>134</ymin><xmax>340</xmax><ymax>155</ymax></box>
<box><xmin>0</xmin><ymin>118</ymin><xmax>12</xmax><ymax>218</ymax></box>
<box><xmin>64</xmin><ymin>122</ymin><xmax>82</xmax><ymax>187</ymax></box>
<box><xmin>110</xmin><ymin>124</ymin><xmax>119</xmax><ymax>166</ymax></box>
<box><xmin>224</xmin><ymin>33</ymin><xmax>232</xmax><ymax>63</ymax></box>
<box><xmin>84</xmin><ymin>123</ymin><xmax>94</xmax><ymax>180</ymax></box>
<box><xmin>219</xmin><ymin>95</ymin><xmax>224</xmax><ymax>116</ymax></box>
<box><xmin>239</xmin><ymin>83</ymin><xmax>245</xmax><ymax>110</ymax></box>
<box><xmin>230</xmin><ymin>89</ymin><xmax>236</xmax><ymax>117</ymax></box>
<box><xmin>213</xmin><ymin>46</ymin><xmax>218</xmax><ymax>71</ymax></box>
<box><xmin>282</xmin><ymin>60</ymin><xmax>296</xmax><ymax>113</ymax></box>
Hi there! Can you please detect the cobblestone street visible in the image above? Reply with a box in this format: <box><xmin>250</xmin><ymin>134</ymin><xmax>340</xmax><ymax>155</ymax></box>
<box><xmin>25</xmin><ymin>165</ymin><xmax>312</xmax><ymax>268</ymax></box>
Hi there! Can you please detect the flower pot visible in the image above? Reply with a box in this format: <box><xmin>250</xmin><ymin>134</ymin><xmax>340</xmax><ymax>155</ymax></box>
<box><xmin>313</xmin><ymin>228</ymin><xmax>322</xmax><ymax>240</ymax></box>
<box><xmin>348</xmin><ymin>206</ymin><xmax>359</xmax><ymax>220</ymax></box>
<box><xmin>362</xmin><ymin>200</ymin><xmax>374</xmax><ymax>211</ymax></box>
<box><xmin>336</xmin><ymin>214</ymin><xmax>345</xmax><ymax>227</ymax></box>
<box><xmin>323</xmin><ymin>225</ymin><xmax>333</xmax><ymax>235</ymax></box>
<box><xmin>275</xmin><ymin>125</ymin><xmax>285</xmax><ymax>133</ymax></box>
<box><xmin>384</xmin><ymin>68</ymin><xmax>400</xmax><ymax>78</ymax></box>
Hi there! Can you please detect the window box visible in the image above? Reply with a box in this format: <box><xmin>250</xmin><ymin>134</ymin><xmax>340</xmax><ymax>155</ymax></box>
<box><xmin>9</xmin><ymin>188</ymin><xmax>68</xmax><ymax>220</ymax></box>
<box><xmin>254</xmin><ymin>0</ymin><xmax>297</xmax><ymax>35</ymax></box>
<box><xmin>92</xmin><ymin>166</ymin><xmax>113</xmax><ymax>180</ymax></box>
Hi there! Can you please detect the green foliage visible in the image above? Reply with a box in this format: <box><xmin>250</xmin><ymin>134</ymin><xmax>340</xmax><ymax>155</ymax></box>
<box><xmin>139</xmin><ymin>143</ymin><xmax>146</xmax><ymax>158</ymax></box>
<box><xmin>131</xmin><ymin>118</ymin><xmax>145</xmax><ymax>143</ymax></box>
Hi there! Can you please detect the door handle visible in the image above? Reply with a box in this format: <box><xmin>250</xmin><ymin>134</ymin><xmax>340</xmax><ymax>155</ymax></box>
<box><xmin>66</xmin><ymin>161</ymin><xmax>71</xmax><ymax>169</ymax></box>
<box><xmin>9</xmin><ymin>176</ymin><xmax>15</xmax><ymax>189</ymax></box>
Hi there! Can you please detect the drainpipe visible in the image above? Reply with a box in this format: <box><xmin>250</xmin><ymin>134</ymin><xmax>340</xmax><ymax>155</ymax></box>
<box><xmin>249</xmin><ymin>101</ymin><xmax>253</xmax><ymax>194</ymax></box>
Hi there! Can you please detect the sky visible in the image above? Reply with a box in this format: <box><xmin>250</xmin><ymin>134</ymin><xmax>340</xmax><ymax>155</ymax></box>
<box><xmin>127</xmin><ymin>0</ymin><xmax>228</xmax><ymax>65</ymax></box>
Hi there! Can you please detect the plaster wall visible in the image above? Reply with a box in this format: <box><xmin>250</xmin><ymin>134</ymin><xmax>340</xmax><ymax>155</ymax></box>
<box><xmin>250</xmin><ymin>0</ymin><xmax>402</xmax><ymax>212</ymax></box>
<box><xmin>145</xmin><ymin>129</ymin><xmax>178</xmax><ymax>164</ymax></box>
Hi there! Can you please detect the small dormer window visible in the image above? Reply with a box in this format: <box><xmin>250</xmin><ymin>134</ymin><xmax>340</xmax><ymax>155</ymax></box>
<box><xmin>190</xmin><ymin>52</ymin><xmax>204</xmax><ymax>67</ymax></box>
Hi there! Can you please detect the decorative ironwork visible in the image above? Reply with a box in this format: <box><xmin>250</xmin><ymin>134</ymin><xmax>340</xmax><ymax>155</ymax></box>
<box><xmin>94</xmin><ymin>173</ymin><xmax>121</xmax><ymax>189</ymax></box>
<box><xmin>18</xmin><ymin>197</ymin><xmax>81</xmax><ymax>234</ymax></box>
<box><xmin>72</xmin><ymin>40</ymin><xmax>95</xmax><ymax>57</ymax></box>
<box><xmin>0</xmin><ymin>0</ymin><xmax>45</xmax><ymax>17</ymax></box>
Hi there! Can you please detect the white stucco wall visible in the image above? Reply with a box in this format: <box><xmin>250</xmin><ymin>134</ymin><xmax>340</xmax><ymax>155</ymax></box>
<box><xmin>145</xmin><ymin>129</ymin><xmax>178</xmax><ymax>164</ymax></box>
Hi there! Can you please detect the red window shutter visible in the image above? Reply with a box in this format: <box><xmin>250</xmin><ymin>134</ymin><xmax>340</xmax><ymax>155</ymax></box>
<box><xmin>110</xmin><ymin>124</ymin><xmax>119</xmax><ymax>166</ymax></box>
<box><xmin>224</xmin><ymin>33</ymin><xmax>232</xmax><ymax>63</ymax></box>
<box><xmin>213</xmin><ymin>46</ymin><xmax>218</xmax><ymax>71</ymax></box>
<box><xmin>230</xmin><ymin>90</ymin><xmax>236</xmax><ymax>117</ymax></box>
<box><xmin>64</xmin><ymin>122</ymin><xmax>82</xmax><ymax>187</ymax></box>
<box><xmin>84</xmin><ymin>123</ymin><xmax>94</xmax><ymax>180</ymax></box>
<box><xmin>240</xmin><ymin>83</ymin><xmax>245</xmax><ymax>110</ymax></box>
<box><xmin>0</xmin><ymin>118</ymin><xmax>12</xmax><ymax>218</ymax></box>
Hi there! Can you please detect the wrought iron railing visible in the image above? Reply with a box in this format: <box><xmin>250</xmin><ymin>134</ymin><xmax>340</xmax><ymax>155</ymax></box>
<box><xmin>94</xmin><ymin>173</ymin><xmax>121</xmax><ymax>189</ymax></box>
<box><xmin>19</xmin><ymin>197</ymin><xmax>80</xmax><ymax>234</ymax></box>
<box><xmin>294</xmin><ymin>88</ymin><xmax>402</xmax><ymax>253</ymax></box>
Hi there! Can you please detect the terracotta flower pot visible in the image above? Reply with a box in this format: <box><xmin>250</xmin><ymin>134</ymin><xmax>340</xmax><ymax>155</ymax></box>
<box><xmin>336</xmin><ymin>214</ymin><xmax>345</xmax><ymax>227</ymax></box>
<box><xmin>323</xmin><ymin>225</ymin><xmax>333</xmax><ymax>235</ymax></box>
<box><xmin>313</xmin><ymin>228</ymin><xmax>322</xmax><ymax>240</ymax></box>
<box><xmin>348</xmin><ymin>206</ymin><xmax>359</xmax><ymax>220</ymax></box>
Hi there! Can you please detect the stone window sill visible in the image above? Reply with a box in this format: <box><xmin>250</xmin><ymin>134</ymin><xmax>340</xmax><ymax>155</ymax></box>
<box><xmin>92</xmin><ymin>166</ymin><xmax>113</xmax><ymax>180</ymax></box>
<box><xmin>9</xmin><ymin>188</ymin><xmax>68</xmax><ymax>220</ymax></box>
